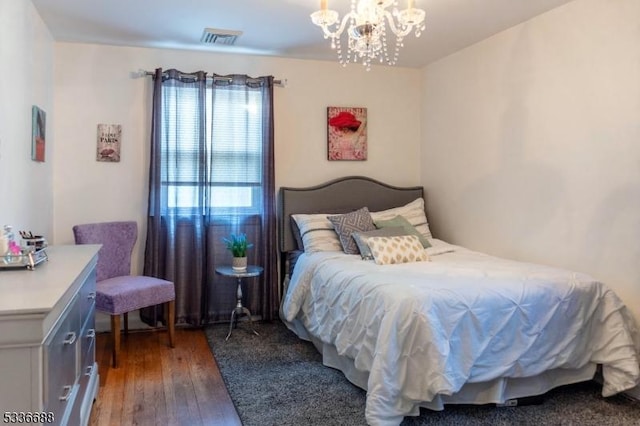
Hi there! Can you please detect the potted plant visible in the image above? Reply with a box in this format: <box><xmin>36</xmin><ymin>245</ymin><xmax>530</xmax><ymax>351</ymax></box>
<box><xmin>223</xmin><ymin>233</ymin><xmax>253</xmax><ymax>272</ymax></box>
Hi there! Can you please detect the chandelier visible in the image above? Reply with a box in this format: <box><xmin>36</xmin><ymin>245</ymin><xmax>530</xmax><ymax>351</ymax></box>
<box><xmin>310</xmin><ymin>0</ymin><xmax>426</xmax><ymax>71</ymax></box>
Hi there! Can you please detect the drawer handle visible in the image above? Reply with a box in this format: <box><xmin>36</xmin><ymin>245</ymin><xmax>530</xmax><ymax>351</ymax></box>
<box><xmin>63</xmin><ymin>332</ymin><xmax>76</xmax><ymax>345</ymax></box>
<box><xmin>59</xmin><ymin>385</ymin><xmax>72</xmax><ymax>401</ymax></box>
<box><xmin>87</xmin><ymin>291</ymin><xmax>96</xmax><ymax>300</ymax></box>
<box><xmin>86</xmin><ymin>329</ymin><xmax>96</xmax><ymax>339</ymax></box>
<box><xmin>85</xmin><ymin>365</ymin><xmax>93</xmax><ymax>376</ymax></box>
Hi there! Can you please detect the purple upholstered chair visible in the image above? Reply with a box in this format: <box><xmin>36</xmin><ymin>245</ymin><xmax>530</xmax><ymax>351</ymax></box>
<box><xmin>73</xmin><ymin>221</ymin><xmax>175</xmax><ymax>368</ymax></box>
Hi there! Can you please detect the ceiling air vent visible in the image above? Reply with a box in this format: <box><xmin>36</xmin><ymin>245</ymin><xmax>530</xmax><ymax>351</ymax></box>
<box><xmin>200</xmin><ymin>28</ymin><xmax>242</xmax><ymax>45</ymax></box>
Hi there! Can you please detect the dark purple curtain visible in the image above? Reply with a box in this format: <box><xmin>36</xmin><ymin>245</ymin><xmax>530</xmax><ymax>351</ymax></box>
<box><xmin>142</xmin><ymin>69</ymin><xmax>277</xmax><ymax>326</ymax></box>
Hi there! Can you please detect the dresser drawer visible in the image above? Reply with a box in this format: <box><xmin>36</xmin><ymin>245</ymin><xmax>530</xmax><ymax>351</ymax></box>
<box><xmin>80</xmin><ymin>338</ymin><xmax>96</xmax><ymax>394</ymax></box>
<box><xmin>43</xmin><ymin>294</ymin><xmax>81</xmax><ymax>422</ymax></box>
<box><xmin>78</xmin><ymin>269</ymin><xmax>97</xmax><ymax>325</ymax></box>
<box><xmin>80</xmin><ymin>306</ymin><xmax>96</xmax><ymax>371</ymax></box>
<box><xmin>71</xmin><ymin>337</ymin><xmax>96</xmax><ymax>426</ymax></box>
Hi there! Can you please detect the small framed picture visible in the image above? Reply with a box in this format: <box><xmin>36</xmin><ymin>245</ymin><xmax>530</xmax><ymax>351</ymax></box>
<box><xmin>96</xmin><ymin>124</ymin><xmax>122</xmax><ymax>162</ymax></box>
<box><xmin>327</xmin><ymin>106</ymin><xmax>367</xmax><ymax>161</ymax></box>
<box><xmin>31</xmin><ymin>106</ymin><xmax>46</xmax><ymax>162</ymax></box>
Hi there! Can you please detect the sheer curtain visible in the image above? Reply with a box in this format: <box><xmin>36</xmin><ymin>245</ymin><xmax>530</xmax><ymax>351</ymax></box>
<box><xmin>143</xmin><ymin>68</ymin><xmax>278</xmax><ymax>327</ymax></box>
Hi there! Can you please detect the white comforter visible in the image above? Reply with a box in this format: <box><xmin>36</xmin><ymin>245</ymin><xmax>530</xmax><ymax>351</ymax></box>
<box><xmin>281</xmin><ymin>240</ymin><xmax>640</xmax><ymax>426</ymax></box>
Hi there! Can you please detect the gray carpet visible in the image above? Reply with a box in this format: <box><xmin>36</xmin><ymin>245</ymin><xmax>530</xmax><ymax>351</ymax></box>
<box><xmin>205</xmin><ymin>321</ymin><xmax>640</xmax><ymax>426</ymax></box>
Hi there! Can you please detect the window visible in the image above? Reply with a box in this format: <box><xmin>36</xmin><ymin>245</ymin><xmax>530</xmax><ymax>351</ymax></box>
<box><xmin>146</xmin><ymin>70</ymin><xmax>277</xmax><ymax>325</ymax></box>
<box><xmin>162</xmin><ymin>82</ymin><xmax>263</xmax><ymax>214</ymax></box>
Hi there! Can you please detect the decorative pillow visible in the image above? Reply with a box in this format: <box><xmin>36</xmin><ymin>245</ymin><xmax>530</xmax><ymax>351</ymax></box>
<box><xmin>352</xmin><ymin>226</ymin><xmax>408</xmax><ymax>260</ymax></box>
<box><xmin>367</xmin><ymin>235</ymin><xmax>430</xmax><ymax>265</ymax></box>
<box><xmin>290</xmin><ymin>217</ymin><xmax>305</xmax><ymax>250</ymax></box>
<box><xmin>374</xmin><ymin>215</ymin><xmax>431</xmax><ymax>248</ymax></box>
<box><xmin>291</xmin><ymin>213</ymin><xmax>342</xmax><ymax>253</ymax></box>
<box><xmin>370</xmin><ymin>198</ymin><xmax>433</xmax><ymax>239</ymax></box>
<box><xmin>327</xmin><ymin>207</ymin><xmax>376</xmax><ymax>254</ymax></box>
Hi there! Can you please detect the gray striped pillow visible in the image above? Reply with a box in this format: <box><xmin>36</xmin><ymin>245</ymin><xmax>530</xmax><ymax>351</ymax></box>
<box><xmin>370</xmin><ymin>198</ymin><xmax>432</xmax><ymax>239</ymax></box>
<box><xmin>291</xmin><ymin>213</ymin><xmax>342</xmax><ymax>253</ymax></box>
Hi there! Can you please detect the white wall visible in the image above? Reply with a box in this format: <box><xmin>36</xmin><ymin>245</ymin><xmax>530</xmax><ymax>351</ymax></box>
<box><xmin>52</xmin><ymin>43</ymin><xmax>423</xmax><ymax>273</ymax></box>
<box><xmin>0</xmin><ymin>1</ymin><xmax>54</xmax><ymax>237</ymax></box>
<box><xmin>421</xmin><ymin>0</ymin><xmax>640</xmax><ymax>327</ymax></box>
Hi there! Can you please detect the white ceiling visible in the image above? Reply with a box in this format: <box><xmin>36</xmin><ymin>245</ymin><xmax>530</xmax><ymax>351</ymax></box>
<box><xmin>31</xmin><ymin>0</ymin><xmax>574</xmax><ymax>68</ymax></box>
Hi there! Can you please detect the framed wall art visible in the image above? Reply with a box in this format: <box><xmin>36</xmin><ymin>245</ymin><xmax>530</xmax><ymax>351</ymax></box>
<box><xmin>327</xmin><ymin>106</ymin><xmax>367</xmax><ymax>161</ymax></box>
<box><xmin>31</xmin><ymin>105</ymin><xmax>46</xmax><ymax>162</ymax></box>
<box><xmin>96</xmin><ymin>124</ymin><xmax>122</xmax><ymax>162</ymax></box>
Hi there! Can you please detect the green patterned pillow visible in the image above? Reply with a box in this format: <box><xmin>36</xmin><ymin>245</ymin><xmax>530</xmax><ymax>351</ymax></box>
<box><xmin>367</xmin><ymin>235</ymin><xmax>430</xmax><ymax>265</ymax></box>
<box><xmin>352</xmin><ymin>226</ymin><xmax>408</xmax><ymax>260</ymax></box>
<box><xmin>373</xmin><ymin>215</ymin><xmax>431</xmax><ymax>248</ymax></box>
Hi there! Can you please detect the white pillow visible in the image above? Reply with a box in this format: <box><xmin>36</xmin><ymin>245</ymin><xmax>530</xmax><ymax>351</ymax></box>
<box><xmin>367</xmin><ymin>235</ymin><xmax>430</xmax><ymax>265</ymax></box>
<box><xmin>291</xmin><ymin>213</ymin><xmax>342</xmax><ymax>253</ymax></box>
<box><xmin>369</xmin><ymin>198</ymin><xmax>432</xmax><ymax>239</ymax></box>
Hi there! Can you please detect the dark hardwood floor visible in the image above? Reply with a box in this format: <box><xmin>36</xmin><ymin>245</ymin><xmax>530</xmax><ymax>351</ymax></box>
<box><xmin>89</xmin><ymin>327</ymin><xmax>242</xmax><ymax>426</ymax></box>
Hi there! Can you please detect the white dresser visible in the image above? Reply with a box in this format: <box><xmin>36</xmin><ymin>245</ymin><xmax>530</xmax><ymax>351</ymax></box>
<box><xmin>0</xmin><ymin>245</ymin><xmax>100</xmax><ymax>426</ymax></box>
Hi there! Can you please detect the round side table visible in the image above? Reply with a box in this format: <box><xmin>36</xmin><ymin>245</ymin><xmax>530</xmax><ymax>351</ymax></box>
<box><xmin>215</xmin><ymin>265</ymin><xmax>263</xmax><ymax>341</ymax></box>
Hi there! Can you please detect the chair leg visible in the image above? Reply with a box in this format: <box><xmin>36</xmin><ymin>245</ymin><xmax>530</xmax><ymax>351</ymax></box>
<box><xmin>110</xmin><ymin>314</ymin><xmax>121</xmax><ymax>368</ymax></box>
<box><xmin>166</xmin><ymin>300</ymin><xmax>175</xmax><ymax>348</ymax></box>
<box><xmin>123</xmin><ymin>312</ymin><xmax>129</xmax><ymax>336</ymax></box>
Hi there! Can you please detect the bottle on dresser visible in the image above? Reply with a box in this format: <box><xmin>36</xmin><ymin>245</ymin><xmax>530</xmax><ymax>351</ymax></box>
<box><xmin>0</xmin><ymin>225</ymin><xmax>10</xmax><ymax>257</ymax></box>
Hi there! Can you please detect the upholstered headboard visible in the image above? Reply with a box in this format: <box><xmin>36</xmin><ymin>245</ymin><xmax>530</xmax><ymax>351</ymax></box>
<box><xmin>278</xmin><ymin>176</ymin><xmax>424</xmax><ymax>253</ymax></box>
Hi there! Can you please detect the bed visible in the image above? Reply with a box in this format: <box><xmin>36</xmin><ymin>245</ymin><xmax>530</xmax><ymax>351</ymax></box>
<box><xmin>277</xmin><ymin>176</ymin><xmax>640</xmax><ymax>426</ymax></box>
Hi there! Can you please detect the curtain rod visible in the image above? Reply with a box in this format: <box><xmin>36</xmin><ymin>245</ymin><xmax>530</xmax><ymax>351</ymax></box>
<box><xmin>142</xmin><ymin>70</ymin><xmax>287</xmax><ymax>87</ymax></box>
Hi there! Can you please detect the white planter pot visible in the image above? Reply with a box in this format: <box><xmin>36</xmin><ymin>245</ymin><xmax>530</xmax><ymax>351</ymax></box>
<box><xmin>232</xmin><ymin>256</ymin><xmax>247</xmax><ymax>272</ymax></box>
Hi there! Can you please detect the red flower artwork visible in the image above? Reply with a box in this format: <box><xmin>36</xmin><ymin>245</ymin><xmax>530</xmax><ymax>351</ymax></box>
<box><xmin>327</xmin><ymin>107</ymin><xmax>367</xmax><ymax>161</ymax></box>
<box><xmin>329</xmin><ymin>112</ymin><xmax>362</xmax><ymax>131</ymax></box>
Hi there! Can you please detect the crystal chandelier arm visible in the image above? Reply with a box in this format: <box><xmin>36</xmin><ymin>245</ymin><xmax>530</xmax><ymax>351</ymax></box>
<box><xmin>318</xmin><ymin>11</ymin><xmax>355</xmax><ymax>39</ymax></box>
<box><xmin>383</xmin><ymin>10</ymin><xmax>414</xmax><ymax>38</ymax></box>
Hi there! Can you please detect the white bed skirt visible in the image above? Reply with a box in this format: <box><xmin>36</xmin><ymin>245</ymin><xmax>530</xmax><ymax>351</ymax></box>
<box><xmin>282</xmin><ymin>316</ymin><xmax>597</xmax><ymax>414</ymax></box>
